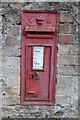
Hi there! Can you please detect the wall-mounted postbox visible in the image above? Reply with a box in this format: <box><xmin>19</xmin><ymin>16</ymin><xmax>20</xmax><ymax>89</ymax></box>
<box><xmin>21</xmin><ymin>11</ymin><xmax>59</xmax><ymax>105</ymax></box>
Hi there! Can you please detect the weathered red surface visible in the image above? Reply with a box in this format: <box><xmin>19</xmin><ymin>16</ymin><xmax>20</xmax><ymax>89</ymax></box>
<box><xmin>21</xmin><ymin>10</ymin><xmax>59</xmax><ymax>105</ymax></box>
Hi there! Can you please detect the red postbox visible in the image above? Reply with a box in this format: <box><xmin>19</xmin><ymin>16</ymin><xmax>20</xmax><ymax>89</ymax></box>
<box><xmin>21</xmin><ymin>11</ymin><xmax>59</xmax><ymax>105</ymax></box>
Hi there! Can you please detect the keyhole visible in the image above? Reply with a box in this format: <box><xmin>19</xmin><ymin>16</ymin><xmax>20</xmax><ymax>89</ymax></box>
<box><xmin>32</xmin><ymin>74</ymin><xmax>34</xmax><ymax>80</ymax></box>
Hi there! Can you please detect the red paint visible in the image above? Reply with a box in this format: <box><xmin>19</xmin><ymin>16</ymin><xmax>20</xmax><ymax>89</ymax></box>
<box><xmin>21</xmin><ymin>10</ymin><xmax>59</xmax><ymax>105</ymax></box>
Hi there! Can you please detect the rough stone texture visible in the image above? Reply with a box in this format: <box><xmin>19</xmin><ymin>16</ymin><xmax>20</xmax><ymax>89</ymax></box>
<box><xmin>0</xmin><ymin>1</ymin><xmax>79</xmax><ymax>119</ymax></box>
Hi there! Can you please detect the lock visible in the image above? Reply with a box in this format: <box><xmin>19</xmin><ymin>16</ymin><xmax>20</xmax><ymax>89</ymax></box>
<box><xmin>31</xmin><ymin>74</ymin><xmax>34</xmax><ymax>80</ymax></box>
<box><xmin>29</xmin><ymin>72</ymin><xmax>39</xmax><ymax>80</ymax></box>
<box><xmin>29</xmin><ymin>73</ymin><xmax>35</xmax><ymax>80</ymax></box>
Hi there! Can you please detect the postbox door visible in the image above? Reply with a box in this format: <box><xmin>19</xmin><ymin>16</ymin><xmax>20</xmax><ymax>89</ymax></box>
<box><xmin>26</xmin><ymin>45</ymin><xmax>53</xmax><ymax>101</ymax></box>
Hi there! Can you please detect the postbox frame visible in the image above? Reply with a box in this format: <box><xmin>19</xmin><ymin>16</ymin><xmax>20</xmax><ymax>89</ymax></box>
<box><xmin>21</xmin><ymin>10</ymin><xmax>59</xmax><ymax>106</ymax></box>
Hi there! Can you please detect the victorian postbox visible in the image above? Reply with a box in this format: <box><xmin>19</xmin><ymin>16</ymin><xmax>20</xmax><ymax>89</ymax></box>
<box><xmin>21</xmin><ymin>11</ymin><xmax>59</xmax><ymax>105</ymax></box>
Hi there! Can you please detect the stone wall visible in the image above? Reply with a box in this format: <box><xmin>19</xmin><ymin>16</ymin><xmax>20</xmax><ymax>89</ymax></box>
<box><xmin>0</xmin><ymin>2</ymin><xmax>79</xmax><ymax>119</ymax></box>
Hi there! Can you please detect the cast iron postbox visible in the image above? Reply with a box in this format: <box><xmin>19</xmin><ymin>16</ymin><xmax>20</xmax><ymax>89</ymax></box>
<box><xmin>21</xmin><ymin>11</ymin><xmax>59</xmax><ymax>105</ymax></box>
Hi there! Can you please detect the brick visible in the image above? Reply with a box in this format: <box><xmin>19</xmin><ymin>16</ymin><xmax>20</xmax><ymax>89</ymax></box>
<box><xmin>58</xmin><ymin>45</ymin><xmax>79</xmax><ymax>55</ymax></box>
<box><xmin>0</xmin><ymin>86</ymin><xmax>2</xmax><ymax>95</ymax></box>
<box><xmin>2</xmin><ymin>106</ymin><xmax>15</xmax><ymax>112</ymax></box>
<box><xmin>56</xmin><ymin>87</ymin><xmax>74</xmax><ymax>96</ymax></box>
<box><xmin>78</xmin><ymin>56</ymin><xmax>80</xmax><ymax>65</ymax></box>
<box><xmin>0</xmin><ymin>46</ymin><xmax>2</xmax><ymax>56</ymax></box>
<box><xmin>57</xmin><ymin>65</ymin><xmax>79</xmax><ymax>75</ymax></box>
<box><xmin>3</xmin><ymin>45</ymin><xmax>20</xmax><ymax>57</ymax></box>
<box><xmin>2</xmin><ymin>57</ymin><xmax>20</xmax><ymax>77</ymax></box>
<box><xmin>8</xmin><ymin>25</ymin><xmax>20</xmax><ymax>36</ymax></box>
<box><xmin>2</xmin><ymin>66</ymin><xmax>20</xmax><ymax>77</ymax></box>
<box><xmin>57</xmin><ymin>55</ymin><xmax>78</xmax><ymax>65</ymax></box>
<box><xmin>55</xmin><ymin>95</ymin><xmax>71</xmax><ymax>106</ymax></box>
<box><xmin>0</xmin><ymin>27</ymin><xmax>2</xmax><ymax>35</ymax></box>
<box><xmin>4</xmin><ymin>87</ymin><xmax>20</xmax><ymax>96</ymax></box>
<box><xmin>2</xmin><ymin>67</ymin><xmax>20</xmax><ymax>78</ymax></box>
<box><xmin>0</xmin><ymin>56</ymin><xmax>3</xmax><ymax>65</ymax></box>
<box><xmin>15</xmin><ymin>106</ymin><xmax>28</xmax><ymax>111</ymax></box>
<box><xmin>0</xmin><ymin>56</ymin><xmax>2</xmax><ymax>76</ymax></box>
<box><xmin>59</xmin><ymin>35</ymin><xmax>73</xmax><ymax>44</ymax></box>
<box><xmin>78</xmin><ymin>25</ymin><xmax>80</xmax><ymax>35</ymax></box>
<box><xmin>78</xmin><ymin>47</ymin><xmax>80</xmax><ymax>55</ymax></box>
<box><xmin>60</xmin><ymin>24</ymin><xmax>74</xmax><ymax>34</ymax></box>
<box><xmin>0</xmin><ymin>107</ymin><xmax>2</xmax><ymax>117</ymax></box>
<box><xmin>5</xmin><ymin>77</ymin><xmax>20</xmax><ymax>87</ymax></box>
<box><xmin>0</xmin><ymin>68</ymin><xmax>2</xmax><ymax>76</ymax></box>
<box><xmin>6</xmin><ymin>36</ymin><xmax>20</xmax><ymax>46</ymax></box>
<box><xmin>60</xmin><ymin>12</ymin><xmax>73</xmax><ymax>22</ymax></box>
<box><xmin>2</xmin><ymin>57</ymin><xmax>20</xmax><ymax>67</ymax></box>
<box><xmin>56</xmin><ymin>75</ymin><xmax>78</xmax><ymax>87</ymax></box>
<box><xmin>0</xmin><ymin>96</ymin><xmax>2</xmax><ymax>107</ymax></box>
<box><xmin>2</xmin><ymin>96</ymin><xmax>20</xmax><ymax>106</ymax></box>
<box><xmin>0</xmin><ymin>16</ymin><xmax>2</xmax><ymax>25</ymax></box>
